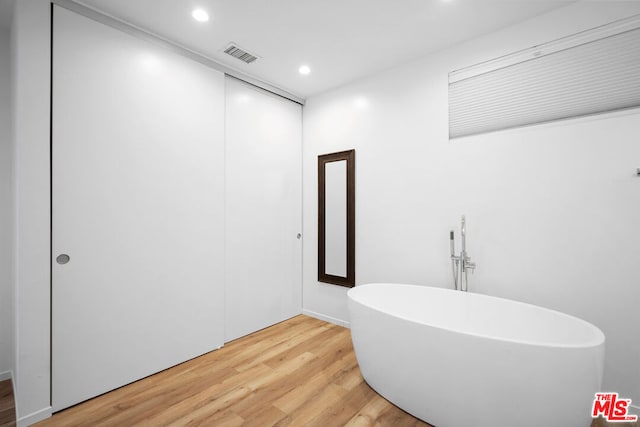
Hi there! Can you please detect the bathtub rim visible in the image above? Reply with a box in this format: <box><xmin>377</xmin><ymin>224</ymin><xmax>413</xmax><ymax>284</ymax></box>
<box><xmin>348</xmin><ymin>283</ymin><xmax>605</xmax><ymax>350</ymax></box>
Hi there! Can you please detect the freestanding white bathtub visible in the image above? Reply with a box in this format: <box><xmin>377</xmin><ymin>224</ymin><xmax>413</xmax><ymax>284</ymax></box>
<box><xmin>348</xmin><ymin>284</ymin><xmax>605</xmax><ymax>427</ymax></box>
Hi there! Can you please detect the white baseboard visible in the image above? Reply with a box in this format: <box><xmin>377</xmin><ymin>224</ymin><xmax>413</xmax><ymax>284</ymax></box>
<box><xmin>0</xmin><ymin>370</ymin><xmax>11</xmax><ymax>381</ymax></box>
<box><xmin>17</xmin><ymin>406</ymin><xmax>52</xmax><ymax>427</ymax></box>
<box><xmin>302</xmin><ymin>309</ymin><xmax>350</xmax><ymax>328</ymax></box>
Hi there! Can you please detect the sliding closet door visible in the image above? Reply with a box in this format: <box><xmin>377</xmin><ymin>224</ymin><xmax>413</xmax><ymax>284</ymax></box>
<box><xmin>225</xmin><ymin>77</ymin><xmax>302</xmax><ymax>342</ymax></box>
<box><xmin>52</xmin><ymin>6</ymin><xmax>225</xmax><ymax>410</ymax></box>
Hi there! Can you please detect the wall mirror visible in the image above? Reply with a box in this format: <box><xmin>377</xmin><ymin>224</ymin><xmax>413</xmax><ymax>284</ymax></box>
<box><xmin>318</xmin><ymin>149</ymin><xmax>355</xmax><ymax>287</ymax></box>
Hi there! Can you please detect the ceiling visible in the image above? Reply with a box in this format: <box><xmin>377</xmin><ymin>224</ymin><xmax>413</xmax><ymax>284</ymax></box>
<box><xmin>76</xmin><ymin>1</ymin><xmax>573</xmax><ymax>99</ymax></box>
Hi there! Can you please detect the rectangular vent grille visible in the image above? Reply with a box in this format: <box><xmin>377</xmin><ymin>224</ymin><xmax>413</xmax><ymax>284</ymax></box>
<box><xmin>224</xmin><ymin>44</ymin><xmax>258</xmax><ymax>64</ymax></box>
<box><xmin>448</xmin><ymin>16</ymin><xmax>640</xmax><ymax>138</ymax></box>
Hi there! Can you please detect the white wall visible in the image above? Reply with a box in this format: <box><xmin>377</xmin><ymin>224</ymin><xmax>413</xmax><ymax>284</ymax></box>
<box><xmin>11</xmin><ymin>0</ymin><xmax>51</xmax><ymax>425</ymax></box>
<box><xmin>303</xmin><ymin>0</ymin><xmax>640</xmax><ymax>407</ymax></box>
<box><xmin>0</xmin><ymin>25</ymin><xmax>13</xmax><ymax>378</ymax></box>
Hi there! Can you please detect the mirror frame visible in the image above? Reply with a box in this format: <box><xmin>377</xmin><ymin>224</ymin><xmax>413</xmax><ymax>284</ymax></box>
<box><xmin>318</xmin><ymin>149</ymin><xmax>355</xmax><ymax>287</ymax></box>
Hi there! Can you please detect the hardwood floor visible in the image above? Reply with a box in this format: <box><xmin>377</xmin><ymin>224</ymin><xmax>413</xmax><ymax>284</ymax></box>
<box><xmin>592</xmin><ymin>417</ymin><xmax>638</xmax><ymax>427</ymax></box>
<box><xmin>32</xmin><ymin>315</ymin><xmax>639</xmax><ymax>427</ymax></box>
<box><xmin>36</xmin><ymin>315</ymin><xmax>430</xmax><ymax>426</ymax></box>
<box><xmin>0</xmin><ymin>379</ymin><xmax>16</xmax><ymax>427</ymax></box>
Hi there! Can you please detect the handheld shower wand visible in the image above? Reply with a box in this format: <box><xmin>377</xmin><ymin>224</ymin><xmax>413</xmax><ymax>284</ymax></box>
<box><xmin>450</xmin><ymin>215</ymin><xmax>476</xmax><ymax>291</ymax></box>
<box><xmin>450</xmin><ymin>230</ymin><xmax>458</xmax><ymax>290</ymax></box>
<box><xmin>460</xmin><ymin>215</ymin><xmax>467</xmax><ymax>292</ymax></box>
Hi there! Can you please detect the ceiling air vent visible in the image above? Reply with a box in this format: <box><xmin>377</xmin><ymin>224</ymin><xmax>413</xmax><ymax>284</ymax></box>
<box><xmin>223</xmin><ymin>43</ymin><xmax>259</xmax><ymax>64</ymax></box>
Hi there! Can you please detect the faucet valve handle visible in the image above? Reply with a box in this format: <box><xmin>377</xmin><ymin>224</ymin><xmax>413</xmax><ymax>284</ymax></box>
<box><xmin>466</xmin><ymin>260</ymin><xmax>476</xmax><ymax>274</ymax></box>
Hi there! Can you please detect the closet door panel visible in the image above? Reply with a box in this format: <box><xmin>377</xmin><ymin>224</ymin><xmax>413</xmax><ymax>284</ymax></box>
<box><xmin>225</xmin><ymin>77</ymin><xmax>302</xmax><ymax>342</ymax></box>
<box><xmin>52</xmin><ymin>6</ymin><xmax>225</xmax><ymax>410</ymax></box>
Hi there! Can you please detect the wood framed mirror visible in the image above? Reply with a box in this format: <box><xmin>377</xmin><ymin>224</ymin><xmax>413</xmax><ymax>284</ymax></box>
<box><xmin>318</xmin><ymin>149</ymin><xmax>355</xmax><ymax>287</ymax></box>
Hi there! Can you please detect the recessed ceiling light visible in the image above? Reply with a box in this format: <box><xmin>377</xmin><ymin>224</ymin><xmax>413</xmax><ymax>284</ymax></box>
<box><xmin>192</xmin><ymin>9</ymin><xmax>209</xmax><ymax>22</ymax></box>
<box><xmin>299</xmin><ymin>65</ymin><xmax>311</xmax><ymax>75</ymax></box>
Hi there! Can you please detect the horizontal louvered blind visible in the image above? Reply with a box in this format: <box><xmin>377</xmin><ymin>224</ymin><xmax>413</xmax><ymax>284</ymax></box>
<box><xmin>449</xmin><ymin>21</ymin><xmax>640</xmax><ymax>139</ymax></box>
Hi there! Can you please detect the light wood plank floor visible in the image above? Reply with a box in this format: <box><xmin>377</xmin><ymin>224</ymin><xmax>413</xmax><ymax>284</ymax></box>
<box><xmin>34</xmin><ymin>315</ymin><xmax>638</xmax><ymax>427</ymax></box>
<box><xmin>0</xmin><ymin>379</ymin><xmax>16</xmax><ymax>427</ymax></box>
<box><xmin>592</xmin><ymin>417</ymin><xmax>638</xmax><ymax>427</ymax></box>
<box><xmin>36</xmin><ymin>315</ymin><xmax>430</xmax><ymax>426</ymax></box>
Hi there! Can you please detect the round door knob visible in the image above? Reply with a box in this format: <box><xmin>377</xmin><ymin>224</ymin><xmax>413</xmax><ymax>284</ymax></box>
<box><xmin>56</xmin><ymin>254</ymin><xmax>70</xmax><ymax>265</ymax></box>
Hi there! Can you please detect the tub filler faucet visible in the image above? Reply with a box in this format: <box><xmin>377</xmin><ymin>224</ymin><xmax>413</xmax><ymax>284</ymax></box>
<box><xmin>450</xmin><ymin>215</ymin><xmax>476</xmax><ymax>291</ymax></box>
